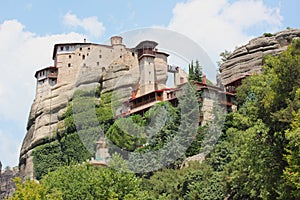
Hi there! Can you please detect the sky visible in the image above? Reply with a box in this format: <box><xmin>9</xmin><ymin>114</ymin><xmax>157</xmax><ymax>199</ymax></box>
<box><xmin>0</xmin><ymin>0</ymin><xmax>299</xmax><ymax>168</ymax></box>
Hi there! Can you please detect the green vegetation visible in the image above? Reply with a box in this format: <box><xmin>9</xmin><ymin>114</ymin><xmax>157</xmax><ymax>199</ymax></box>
<box><xmin>223</xmin><ymin>38</ymin><xmax>300</xmax><ymax>199</ymax></box>
<box><xmin>32</xmin><ymin>91</ymin><xmax>114</xmax><ymax>180</ymax></box>
<box><xmin>12</xmin><ymin>163</ymin><xmax>151</xmax><ymax>200</ymax></box>
<box><xmin>14</xmin><ymin>39</ymin><xmax>300</xmax><ymax>199</ymax></box>
<box><xmin>188</xmin><ymin>60</ymin><xmax>202</xmax><ymax>82</ymax></box>
<box><xmin>263</xmin><ymin>32</ymin><xmax>273</xmax><ymax>37</ymax></box>
<box><xmin>32</xmin><ymin>133</ymin><xmax>92</xmax><ymax>180</ymax></box>
<box><xmin>217</xmin><ymin>49</ymin><xmax>232</xmax><ymax>66</ymax></box>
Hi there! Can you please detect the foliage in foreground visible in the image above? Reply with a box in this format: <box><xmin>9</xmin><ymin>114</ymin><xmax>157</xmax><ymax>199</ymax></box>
<box><xmin>11</xmin><ymin>163</ymin><xmax>151</xmax><ymax>200</ymax></box>
<box><xmin>16</xmin><ymin>39</ymin><xmax>300</xmax><ymax>199</ymax></box>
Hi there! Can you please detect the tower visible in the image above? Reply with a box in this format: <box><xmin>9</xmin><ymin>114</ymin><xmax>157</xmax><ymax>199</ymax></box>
<box><xmin>34</xmin><ymin>66</ymin><xmax>58</xmax><ymax>98</ymax></box>
<box><xmin>110</xmin><ymin>36</ymin><xmax>123</xmax><ymax>46</ymax></box>
<box><xmin>134</xmin><ymin>41</ymin><xmax>158</xmax><ymax>95</ymax></box>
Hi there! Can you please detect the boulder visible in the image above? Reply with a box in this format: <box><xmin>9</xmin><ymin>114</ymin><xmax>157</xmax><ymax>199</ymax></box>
<box><xmin>220</xmin><ymin>29</ymin><xmax>300</xmax><ymax>86</ymax></box>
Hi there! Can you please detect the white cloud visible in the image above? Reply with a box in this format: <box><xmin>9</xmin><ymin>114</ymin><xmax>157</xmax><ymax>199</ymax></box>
<box><xmin>63</xmin><ymin>12</ymin><xmax>106</xmax><ymax>38</ymax></box>
<box><xmin>0</xmin><ymin>19</ymin><xmax>84</xmax><ymax>123</ymax></box>
<box><xmin>0</xmin><ymin>129</ymin><xmax>20</xmax><ymax>167</ymax></box>
<box><xmin>0</xmin><ymin>20</ymin><xmax>85</xmax><ymax>166</ymax></box>
<box><xmin>168</xmin><ymin>0</ymin><xmax>283</xmax><ymax>66</ymax></box>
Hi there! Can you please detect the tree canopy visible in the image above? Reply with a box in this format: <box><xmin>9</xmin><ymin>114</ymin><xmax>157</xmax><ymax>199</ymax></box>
<box><xmin>13</xmin><ymin>39</ymin><xmax>300</xmax><ymax>200</ymax></box>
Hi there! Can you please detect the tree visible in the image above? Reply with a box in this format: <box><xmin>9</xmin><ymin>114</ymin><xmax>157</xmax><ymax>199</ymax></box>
<box><xmin>278</xmin><ymin>90</ymin><xmax>300</xmax><ymax>199</ymax></box>
<box><xmin>217</xmin><ymin>50</ymin><xmax>231</xmax><ymax>66</ymax></box>
<box><xmin>194</xmin><ymin>60</ymin><xmax>202</xmax><ymax>82</ymax></box>
<box><xmin>188</xmin><ymin>60</ymin><xmax>202</xmax><ymax>82</ymax></box>
<box><xmin>142</xmin><ymin>167</ymin><xmax>187</xmax><ymax>199</ymax></box>
<box><xmin>10</xmin><ymin>177</ymin><xmax>62</xmax><ymax>200</ymax></box>
<box><xmin>41</xmin><ymin>164</ymin><xmax>151</xmax><ymax>200</ymax></box>
<box><xmin>223</xmin><ymin>39</ymin><xmax>300</xmax><ymax>199</ymax></box>
<box><xmin>279</xmin><ymin>128</ymin><xmax>300</xmax><ymax>199</ymax></box>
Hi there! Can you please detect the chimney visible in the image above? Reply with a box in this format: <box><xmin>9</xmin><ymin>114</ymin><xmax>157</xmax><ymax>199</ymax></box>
<box><xmin>202</xmin><ymin>75</ymin><xmax>207</xmax><ymax>85</ymax></box>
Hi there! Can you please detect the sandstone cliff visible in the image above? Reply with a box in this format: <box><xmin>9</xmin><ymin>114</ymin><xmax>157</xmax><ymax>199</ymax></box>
<box><xmin>19</xmin><ymin>64</ymin><xmax>139</xmax><ymax>179</ymax></box>
<box><xmin>219</xmin><ymin>28</ymin><xmax>300</xmax><ymax>86</ymax></box>
<box><xmin>19</xmin><ymin>40</ymin><xmax>171</xmax><ymax>179</ymax></box>
<box><xmin>0</xmin><ymin>166</ymin><xmax>19</xmax><ymax>199</ymax></box>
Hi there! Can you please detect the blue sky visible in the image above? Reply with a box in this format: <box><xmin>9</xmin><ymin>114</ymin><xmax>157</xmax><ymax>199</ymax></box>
<box><xmin>0</xmin><ymin>0</ymin><xmax>299</xmax><ymax>168</ymax></box>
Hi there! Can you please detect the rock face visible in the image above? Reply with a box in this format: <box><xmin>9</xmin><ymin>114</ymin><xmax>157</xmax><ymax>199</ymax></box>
<box><xmin>219</xmin><ymin>29</ymin><xmax>300</xmax><ymax>86</ymax></box>
<box><xmin>0</xmin><ymin>166</ymin><xmax>19</xmax><ymax>199</ymax></box>
<box><xmin>19</xmin><ymin>37</ymin><xmax>182</xmax><ymax>179</ymax></box>
<box><xmin>19</xmin><ymin>50</ymin><xmax>140</xmax><ymax>179</ymax></box>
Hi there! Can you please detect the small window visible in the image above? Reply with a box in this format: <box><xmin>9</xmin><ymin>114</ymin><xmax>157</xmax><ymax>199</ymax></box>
<box><xmin>88</xmin><ymin>47</ymin><xmax>90</xmax><ymax>51</ymax></box>
<box><xmin>69</xmin><ymin>55</ymin><xmax>72</xmax><ymax>59</ymax></box>
<box><xmin>87</xmin><ymin>53</ymin><xmax>89</xmax><ymax>56</ymax></box>
<box><xmin>82</xmin><ymin>55</ymin><xmax>85</xmax><ymax>60</ymax></box>
<box><xmin>68</xmin><ymin>63</ymin><xmax>71</xmax><ymax>67</ymax></box>
<box><xmin>60</xmin><ymin>46</ymin><xmax>64</xmax><ymax>51</ymax></box>
<box><xmin>149</xmin><ymin>62</ymin><xmax>151</xmax><ymax>65</ymax></box>
<box><xmin>132</xmin><ymin>52</ymin><xmax>135</xmax><ymax>56</ymax></box>
<box><xmin>120</xmin><ymin>55</ymin><xmax>122</xmax><ymax>58</ymax></box>
<box><xmin>79</xmin><ymin>47</ymin><xmax>82</xmax><ymax>51</ymax></box>
<box><xmin>149</xmin><ymin>71</ymin><xmax>151</xmax><ymax>75</ymax></box>
<box><xmin>97</xmin><ymin>62</ymin><xmax>99</xmax><ymax>66</ymax></box>
<box><xmin>66</xmin><ymin>46</ymin><xmax>69</xmax><ymax>51</ymax></box>
<box><xmin>99</xmin><ymin>55</ymin><xmax>102</xmax><ymax>58</ymax></box>
<box><xmin>79</xmin><ymin>53</ymin><xmax>81</xmax><ymax>56</ymax></box>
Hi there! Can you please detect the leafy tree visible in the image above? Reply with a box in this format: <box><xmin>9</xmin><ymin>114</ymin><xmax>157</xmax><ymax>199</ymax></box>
<box><xmin>126</xmin><ymin>102</ymin><xmax>182</xmax><ymax>174</ymax></box>
<box><xmin>106</xmin><ymin>114</ymin><xmax>146</xmax><ymax>157</ymax></box>
<box><xmin>223</xmin><ymin>39</ymin><xmax>300</xmax><ymax>199</ymax></box>
<box><xmin>10</xmin><ymin>177</ymin><xmax>46</xmax><ymax>200</ymax></box>
<box><xmin>185</xmin><ymin>125</ymin><xmax>206</xmax><ymax>157</ymax></box>
<box><xmin>278</xmin><ymin>91</ymin><xmax>300</xmax><ymax>199</ymax></box>
<box><xmin>142</xmin><ymin>167</ymin><xmax>187</xmax><ymax>199</ymax></box>
<box><xmin>224</xmin><ymin>119</ymin><xmax>283</xmax><ymax>199</ymax></box>
<box><xmin>279</xmin><ymin>128</ymin><xmax>300</xmax><ymax>199</ymax></box>
<box><xmin>108</xmin><ymin>152</ymin><xmax>130</xmax><ymax>172</ymax></box>
<box><xmin>142</xmin><ymin>161</ymin><xmax>225</xmax><ymax>200</ymax></box>
<box><xmin>10</xmin><ymin>177</ymin><xmax>62</xmax><ymax>200</ymax></box>
<box><xmin>181</xmin><ymin>163</ymin><xmax>225</xmax><ymax>200</ymax></box>
<box><xmin>41</xmin><ymin>164</ymin><xmax>151</xmax><ymax>200</ymax></box>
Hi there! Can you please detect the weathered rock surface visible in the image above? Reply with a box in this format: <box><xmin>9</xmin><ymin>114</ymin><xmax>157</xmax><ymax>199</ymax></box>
<box><xmin>219</xmin><ymin>28</ymin><xmax>300</xmax><ymax>86</ymax></box>
<box><xmin>19</xmin><ymin>51</ymin><xmax>141</xmax><ymax>179</ymax></box>
<box><xmin>0</xmin><ymin>166</ymin><xmax>19</xmax><ymax>199</ymax></box>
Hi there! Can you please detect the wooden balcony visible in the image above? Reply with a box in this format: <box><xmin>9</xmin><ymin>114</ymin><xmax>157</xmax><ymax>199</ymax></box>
<box><xmin>137</xmin><ymin>49</ymin><xmax>156</xmax><ymax>59</ymax></box>
<box><xmin>48</xmin><ymin>73</ymin><xmax>58</xmax><ymax>78</ymax></box>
